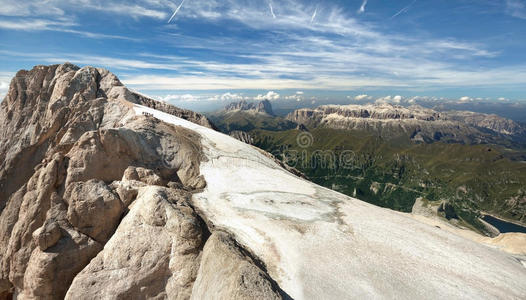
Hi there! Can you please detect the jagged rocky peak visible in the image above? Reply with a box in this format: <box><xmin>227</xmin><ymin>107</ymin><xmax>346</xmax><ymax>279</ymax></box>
<box><xmin>288</xmin><ymin>103</ymin><xmax>444</xmax><ymax>122</ymax></box>
<box><xmin>225</xmin><ymin>99</ymin><xmax>274</xmax><ymax>115</ymax></box>
<box><xmin>0</xmin><ymin>63</ymin><xmax>281</xmax><ymax>299</ymax></box>
<box><xmin>229</xmin><ymin>130</ymin><xmax>254</xmax><ymax>144</ymax></box>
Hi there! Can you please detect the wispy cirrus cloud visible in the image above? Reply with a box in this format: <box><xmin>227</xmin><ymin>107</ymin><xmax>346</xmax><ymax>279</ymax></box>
<box><xmin>0</xmin><ymin>0</ymin><xmax>171</xmax><ymax>19</ymax></box>
<box><xmin>0</xmin><ymin>0</ymin><xmax>524</xmax><ymax>101</ymax></box>
<box><xmin>505</xmin><ymin>0</ymin><xmax>526</xmax><ymax>19</ymax></box>
<box><xmin>0</xmin><ymin>19</ymin><xmax>138</xmax><ymax>40</ymax></box>
<box><xmin>0</xmin><ymin>19</ymin><xmax>75</xmax><ymax>31</ymax></box>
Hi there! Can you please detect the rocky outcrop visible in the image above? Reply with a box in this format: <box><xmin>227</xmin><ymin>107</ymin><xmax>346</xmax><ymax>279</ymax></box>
<box><xmin>191</xmin><ymin>232</ymin><xmax>288</xmax><ymax>300</ymax></box>
<box><xmin>286</xmin><ymin>104</ymin><xmax>525</xmax><ymax>143</ymax></box>
<box><xmin>65</xmin><ymin>186</ymin><xmax>205</xmax><ymax>300</ymax></box>
<box><xmin>225</xmin><ymin>100</ymin><xmax>274</xmax><ymax>115</ymax></box>
<box><xmin>0</xmin><ymin>63</ymin><xmax>285</xmax><ymax>299</ymax></box>
<box><xmin>0</xmin><ymin>63</ymin><xmax>212</xmax><ymax>211</ymax></box>
<box><xmin>229</xmin><ymin>131</ymin><xmax>254</xmax><ymax>144</ymax></box>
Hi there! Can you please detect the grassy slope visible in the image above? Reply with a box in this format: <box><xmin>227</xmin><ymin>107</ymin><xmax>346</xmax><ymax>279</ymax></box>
<box><xmin>251</xmin><ymin>128</ymin><xmax>526</xmax><ymax>234</ymax></box>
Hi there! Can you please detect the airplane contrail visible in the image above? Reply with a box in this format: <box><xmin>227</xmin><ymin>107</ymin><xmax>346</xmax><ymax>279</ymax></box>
<box><xmin>358</xmin><ymin>0</ymin><xmax>368</xmax><ymax>14</ymax></box>
<box><xmin>168</xmin><ymin>0</ymin><xmax>186</xmax><ymax>23</ymax></box>
<box><xmin>269</xmin><ymin>2</ymin><xmax>276</xmax><ymax>19</ymax></box>
<box><xmin>311</xmin><ymin>6</ymin><xmax>318</xmax><ymax>23</ymax></box>
<box><xmin>391</xmin><ymin>0</ymin><xmax>417</xmax><ymax>19</ymax></box>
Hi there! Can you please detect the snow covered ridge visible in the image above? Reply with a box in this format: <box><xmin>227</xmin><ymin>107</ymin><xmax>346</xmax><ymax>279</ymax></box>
<box><xmin>135</xmin><ymin>104</ymin><xmax>526</xmax><ymax>299</ymax></box>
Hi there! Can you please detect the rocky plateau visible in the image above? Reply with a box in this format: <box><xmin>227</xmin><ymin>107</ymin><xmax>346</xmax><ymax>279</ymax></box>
<box><xmin>286</xmin><ymin>104</ymin><xmax>526</xmax><ymax>143</ymax></box>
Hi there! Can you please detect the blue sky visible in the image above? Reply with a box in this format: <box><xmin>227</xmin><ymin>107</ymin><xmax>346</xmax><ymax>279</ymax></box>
<box><xmin>1</xmin><ymin>0</ymin><xmax>526</xmax><ymax>111</ymax></box>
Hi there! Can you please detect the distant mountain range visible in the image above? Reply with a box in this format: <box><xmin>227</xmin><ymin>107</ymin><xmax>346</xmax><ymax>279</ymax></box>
<box><xmin>288</xmin><ymin>104</ymin><xmax>526</xmax><ymax>136</ymax></box>
<box><xmin>286</xmin><ymin>104</ymin><xmax>526</xmax><ymax>145</ymax></box>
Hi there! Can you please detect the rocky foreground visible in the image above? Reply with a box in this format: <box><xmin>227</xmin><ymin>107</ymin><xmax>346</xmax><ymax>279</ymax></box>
<box><xmin>0</xmin><ymin>64</ymin><xmax>525</xmax><ymax>299</ymax></box>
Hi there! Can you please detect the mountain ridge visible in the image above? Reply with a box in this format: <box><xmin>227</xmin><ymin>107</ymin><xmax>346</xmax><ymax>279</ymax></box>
<box><xmin>286</xmin><ymin>103</ymin><xmax>526</xmax><ymax>143</ymax></box>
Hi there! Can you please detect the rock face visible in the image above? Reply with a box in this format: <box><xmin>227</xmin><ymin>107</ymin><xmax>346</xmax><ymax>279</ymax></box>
<box><xmin>225</xmin><ymin>100</ymin><xmax>274</xmax><ymax>115</ymax></box>
<box><xmin>191</xmin><ymin>232</ymin><xmax>287</xmax><ymax>300</ymax></box>
<box><xmin>65</xmin><ymin>187</ymin><xmax>205</xmax><ymax>299</ymax></box>
<box><xmin>447</xmin><ymin>110</ymin><xmax>525</xmax><ymax>135</ymax></box>
<box><xmin>1</xmin><ymin>63</ymin><xmax>525</xmax><ymax>299</ymax></box>
<box><xmin>286</xmin><ymin>104</ymin><xmax>525</xmax><ymax>143</ymax></box>
<box><xmin>229</xmin><ymin>130</ymin><xmax>254</xmax><ymax>144</ymax></box>
<box><xmin>0</xmin><ymin>64</ymin><xmax>280</xmax><ymax>299</ymax></box>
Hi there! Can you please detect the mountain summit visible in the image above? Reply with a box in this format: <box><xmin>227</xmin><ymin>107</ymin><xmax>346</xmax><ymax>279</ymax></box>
<box><xmin>0</xmin><ymin>64</ymin><xmax>525</xmax><ymax>299</ymax></box>
<box><xmin>225</xmin><ymin>99</ymin><xmax>274</xmax><ymax>115</ymax></box>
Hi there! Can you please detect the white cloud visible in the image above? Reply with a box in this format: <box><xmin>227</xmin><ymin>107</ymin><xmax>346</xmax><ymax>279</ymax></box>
<box><xmin>0</xmin><ymin>19</ymin><xmax>74</xmax><ymax>30</ymax></box>
<box><xmin>393</xmin><ymin>95</ymin><xmax>403</xmax><ymax>103</ymax></box>
<box><xmin>285</xmin><ymin>94</ymin><xmax>303</xmax><ymax>101</ymax></box>
<box><xmin>406</xmin><ymin>96</ymin><xmax>438</xmax><ymax>104</ymax></box>
<box><xmin>0</xmin><ymin>72</ymin><xmax>13</xmax><ymax>99</ymax></box>
<box><xmin>0</xmin><ymin>1</ymin><xmax>65</xmax><ymax>17</ymax></box>
<box><xmin>354</xmin><ymin>94</ymin><xmax>371</xmax><ymax>101</ymax></box>
<box><xmin>1</xmin><ymin>1</ymin><xmax>523</xmax><ymax>92</ymax></box>
<box><xmin>0</xmin><ymin>81</ymin><xmax>9</xmax><ymax>99</ymax></box>
<box><xmin>7</xmin><ymin>48</ymin><xmax>526</xmax><ymax>92</ymax></box>
<box><xmin>219</xmin><ymin>92</ymin><xmax>244</xmax><ymax>101</ymax></box>
<box><xmin>255</xmin><ymin>91</ymin><xmax>280</xmax><ymax>101</ymax></box>
<box><xmin>0</xmin><ymin>0</ymin><xmax>169</xmax><ymax>19</ymax></box>
<box><xmin>159</xmin><ymin>94</ymin><xmax>200</xmax><ymax>102</ymax></box>
<box><xmin>286</xmin><ymin>91</ymin><xmax>305</xmax><ymax>101</ymax></box>
<box><xmin>0</xmin><ymin>19</ymin><xmax>138</xmax><ymax>40</ymax></box>
<box><xmin>375</xmin><ymin>95</ymin><xmax>392</xmax><ymax>104</ymax></box>
<box><xmin>459</xmin><ymin>96</ymin><xmax>472</xmax><ymax>103</ymax></box>
<box><xmin>122</xmin><ymin>75</ymin><xmax>398</xmax><ymax>91</ymax></box>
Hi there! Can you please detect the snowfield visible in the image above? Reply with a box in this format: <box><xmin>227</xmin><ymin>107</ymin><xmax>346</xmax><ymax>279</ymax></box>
<box><xmin>134</xmin><ymin>104</ymin><xmax>526</xmax><ymax>299</ymax></box>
